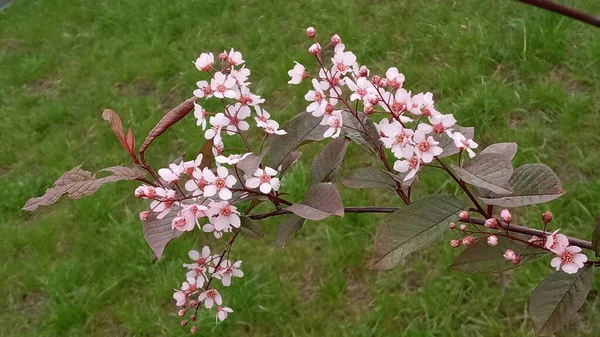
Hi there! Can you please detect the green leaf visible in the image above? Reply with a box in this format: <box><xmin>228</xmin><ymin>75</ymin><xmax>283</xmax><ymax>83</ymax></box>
<box><xmin>275</xmin><ymin>215</ymin><xmax>305</xmax><ymax>248</ymax></box>
<box><xmin>370</xmin><ymin>195</ymin><xmax>464</xmax><ymax>270</ymax></box>
<box><xmin>342</xmin><ymin>111</ymin><xmax>381</xmax><ymax>155</ymax></box>
<box><xmin>266</xmin><ymin>111</ymin><xmax>327</xmax><ymax>167</ymax></box>
<box><xmin>234</xmin><ymin>216</ymin><xmax>264</xmax><ymax>239</ymax></box>
<box><xmin>480</xmin><ymin>142</ymin><xmax>518</xmax><ymax>161</ymax></box>
<box><xmin>529</xmin><ymin>265</ymin><xmax>594</xmax><ymax>336</ymax></box>
<box><xmin>435</xmin><ymin>126</ymin><xmax>474</xmax><ymax>158</ymax></box>
<box><xmin>287</xmin><ymin>183</ymin><xmax>344</xmax><ymax>220</ymax></box>
<box><xmin>452</xmin><ymin>153</ymin><xmax>513</xmax><ymax>195</ymax></box>
<box><xmin>592</xmin><ymin>213</ymin><xmax>600</xmax><ymax>257</ymax></box>
<box><xmin>343</xmin><ymin>167</ymin><xmax>397</xmax><ymax>190</ymax></box>
<box><xmin>311</xmin><ymin>137</ymin><xmax>350</xmax><ymax>184</ymax></box>
<box><xmin>480</xmin><ymin>163</ymin><xmax>563</xmax><ymax>207</ymax></box>
<box><xmin>451</xmin><ymin>236</ymin><xmax>548</xmax><ymax>273</ymax></box>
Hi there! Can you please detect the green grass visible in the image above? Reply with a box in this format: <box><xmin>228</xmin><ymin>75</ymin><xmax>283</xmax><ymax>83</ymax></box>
<box><xmin>2</xmin><ymin>0</ymin><xmax>600</xmax><ymax>336</ymax></box>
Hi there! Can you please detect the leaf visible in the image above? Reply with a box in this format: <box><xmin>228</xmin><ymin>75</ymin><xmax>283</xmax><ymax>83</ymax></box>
<box><xmin>102</xmin><ymin>109</ymin><xmax>137</xmax><ymax>161</ymax></box>
<box><xmin>287</xmin><ymin>183</ymin><xmax>344</xmax><ymax>220</ymax></box>
<box><xmin>592</xmin><ymin>213</ymin><xmax>600</xmax><ymax>257</ymax></box>
<box><xmin>278</xmin><ymin>151</ymin><xmax>302</xmax><ymax>177</ymax></box>
<box><xmin>266</xmin><ymin>111</ymin><xmax>328</xmax><ymax>167</ymax></box>
<box><xmin>481</xmin><ymin>163</ymin><xmax>563</xmax><ymax>207</ymax></box>
<box><xmin>529</xmin><ymin>265</ymin><xmax>594</xmax><ymax>336</ymax></box>
<box><xmin>198</xmin><ymin>139</ymin><xmax>214</xmax><ymax>169</ymax></box>
<box><xmin>234</xmin><ymin>216</ymin><xmax>264</xmax><ymax>239</ymax></box>
<box><xmin>436</xmin><ymin>126</ymin><xmax>474</xmax><ymax>158</ymax></box>
<box><xmin>480</xmin><ymin>142</ymin><xmax>518</xmax><ymax>160</ymax></box>
<box><xmin>370</xmin><ymin>195</ymin><xmax>464</xmax><ymax>270</ymax></box>
<box><xmin>342</xmin><ymin>111</ymin><xmax>381</xmax><ymax>154</ymax></box>
<box><xmin>311</xmin><ymin>137</ymin><xmax>350</xmax><ymax>184</ymax></box>
<box><xmin>22</xmin><ymin>166</ymin><xmax>146</xmax><ymax>211</ymax></box>
<box><xmin>237</xmin><ymin>152</ymin><xmax>265</xmax><ymax>176</ymax></box>
<box><xmin>452</xmin><ymin>153</ymin><xmax>513</xmax><ymax>195</ymax></box>
<box><xmin>143</xmin><ymin>208</ymin><xmax>183</xmax><ymax>260</ymax></box>
<box><xmin>343</xmin><ymin>168</ymin><xmax>397</xmax><ymax>190</ymax></box>
<box><xmin>451</xmin><ymin>236</ymin><xmax>548</xmax><ymax>273</ymax></box>
<box><xmin>139</xmin><ymin>96</ymin><xmax>198</xmax><ymax>154</ymax></box>
<box><xmin>275</xmin><ymin>215</ymin><xmax>305</xmax><ymax>248</ymax></box>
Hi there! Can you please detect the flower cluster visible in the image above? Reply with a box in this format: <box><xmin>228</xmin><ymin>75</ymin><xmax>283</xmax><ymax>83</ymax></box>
<box><xmin>288</xmin><ymin>29</ymin><xmax>477</xmax><ymax>181</ymax></box>
<box><xmin>173</xmin><ymin>246</ymin><xmax>243</xmax><ymax>330</ymax></box>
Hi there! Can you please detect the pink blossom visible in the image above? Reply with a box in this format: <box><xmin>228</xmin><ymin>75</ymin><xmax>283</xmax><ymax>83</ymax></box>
<box><xmin>288</xmin><ymin>61</ymin><xmax>306</xmax><ymax>85</ymax></box>
<box><xmin>378</xmin><ymin>119</ymin><xmax>414</xmax><ymax>159</ymax></box>
<box><xmin>193</xmin><ymin>103</ymin><xmax>208</xmax><ymax>130</ymax></box>
<box><xmin>237</xmin><ymin>86</ymin><xmax>265</xmax><ymax>106</ymax></box>
<box><xmin>306</xmin><ymin>27</ymin><xmax>316</xmax><ymax>38</ymax></box>
<box><xmin>485</xmin><ymin>218</ymin><xmax>499</xmax><ymax>229</ymax></box>
<box><xmin>205</xmin><ymin>113</ymin><xmax>230</xmax><ymax>146</ymax></box>
<box><xmin>308</xmin><ymin>43</ymin><xmax>321</xmax><ymax>55</ymax></box>
<box><xmin>216</xmin><ymin>306</ymin><xmax>233</xmax><ymax>322</ymax></box>
<box><xmin>230</xmin><ymin>66</ymin><xmax>251</xmax><ymax>86</ymax></box>
<box><xmin>331</xmin><ymin>43</ymin><xmax>356</xmax><ymax>75</ymax></box>
<box><xmin>459</xmin><ymin>211</ymin><xmax>470</xmax><ymax>220</ymax></box>
<box><xmin>198</xmin><ymin>289</ymin><xmax>222</xmax><ymax>309</ymax></box>
<box><xmin>429</xmin><ymin>114</ymin><xmax>456</xmax><ymax>134</ymax></box>
<box><xmin>206</xmin><ymin>201</ymin><xmax>241</xmax><ymax>232</ymax></box>
<box><xmin>226</xmin><ymin>48</ymin><xmax>244</xmax><ymax>66</ymax></box>
<box><xmin>450</xmin><ymin>239</ymin><xmax>461</xmax><ymax>248</ymax></box>
<box><xmin>450</xmin><ymin>131</ymin><xmax>478</xmax><ymax>158</ymax></box>
<box><xmin>305</xmin><ymin>78</ymin><xmax>328</xmax><ymax>117</ymax></box>
<box><xmin>385</xmin><ymin>67</ymin><xmax>405</xmax><ymax>89</ymax></box>
<box><xmin>263</xmin><ymin>120</ymin><xmax>287</xmax><ymax>135</ymax></box>
<box><xmin>500</xmin><ymin>209</ymin><xmax>512</xmax><ymax>223</ymax></box>
<box><xmin>245</xmin><ymin>167</ymin><xmax>280</xmax><ymax>194</ymax></box>
<box><xmin>213</xmin><ymin>260</ymin><xmax>244</xmax><ymax>286</ymax></box>
<box><xmin>184</xmin><ymin>169</ymin><xmax>208</xmax><ymax>196</ymax></box>
<box><xmin>542</xmin><ymin>211</ymin><xmax>553</xmax><ymax>223</ymax></box>
<box><xmin>149</xmin><ymin>188</ymin><xmax>177</xmax><ymax>219</ymax></box>
<box><xmin>545</xmin><ymin>230</ymin><xmax>569</xmax><ymax>254</ymax></box>
<box><xmin>202</xmin><ymin>167</ymin><xmax>237</xmax><ymax>200</ymax></box>
<box><xmin>503</xmin><ymin>249</ymin><xmax>517</xmax><ymax>262</ymax></box>
<box><xmin>393</xmin><ymin>155</ymin><xmax>421</xmax><ymax>181</ymax></box>
<box><xmin>346</xmin><ymin>77</ymin><xmax>374</xmax><ymax>102</ymax></box>
<box><xmin>551</xmin><ymin>246</ymin><xmax>587</xmax><ymax>274</ymax></box>
<box><xmin>323</xmin><ymin>110</ymin><xmax>343</xmax><ymax>138</ymax></box>
<box><xmin>462</xmin><ymin>235</ymin><xmax>476</xmax><ymax>246</ymax></box>
<box><xmin>193</xmin><ymin>80</ymin><xmax>213</xmax><ymax>99</ymax></box>
<box><xmin>210</xmin><ymin>72</ymin><xmax>237</xmax><ymax>99</ymax></box>
<box><xmin>135</xmin><ymin>185</ymin><xmax>157</xmax><ymax>199</ymax></box>
<box><xmin>413</xmin><ymin>132</ymin><xmax>442</xmax><ymax>163</ymax></box>
<box><xmin>184</xmin><ymin>246</ymin><xmax>213</xmax><ymax>279</ymax></box>
<box><xmin>330</xmin><ymin>34</ymin><xmax>341</xmax><ymax>45</ymax></box>
<box><xmin>225</xmin><ymin>103</ymin><xmax>251</xmax><ymax>135</ymax></box>
<box><xmin>158</xmin><ymin>162</ymin><xmax>184</xmax><ymax>183</ymax></box>
<box><xmin>215</xmin><ymin>153</ymin><xmax>251</xmax><ymax>166</ymax></box>
<box><xmin>195</xmin><ymin>52</ymin><xmax>214</xmax><ymax>71</ymax></box>
<box><xmin>182</xmin><ymin>153</ymin><xmax>204</xmax><ymax>176</ymax></box>
<box><xmin>487</xmin><ymin>235</ymin><xmax>498</xmax><ymax>246</ymax></box>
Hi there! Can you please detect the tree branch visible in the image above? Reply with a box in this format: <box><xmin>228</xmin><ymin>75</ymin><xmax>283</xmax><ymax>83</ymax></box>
<box><xmin>247</xmin><ymin>206</ymin><xmax>399</xmax><ymax>220</ymax></box>
<box><xmin>515</xmin><ymin>0</ymin><xmax>600</xmax><ymax>28</ymax></box>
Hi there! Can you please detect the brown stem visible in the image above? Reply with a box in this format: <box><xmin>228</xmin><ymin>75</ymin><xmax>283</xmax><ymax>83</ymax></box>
<box><xmin>248</xmin><ymin>206</ymin><xmax>399</xmax><ymax>220</ymax></box>
<box><xmin>515</xmin><ymin>0</ymin><xmax>600</xmax><ymax>28</ymax></box>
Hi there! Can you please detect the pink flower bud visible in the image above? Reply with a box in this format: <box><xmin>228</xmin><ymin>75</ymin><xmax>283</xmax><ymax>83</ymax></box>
<box><xmin>462</xmin><ymin>235</ymin><xmax>476</xmax><ymax>246</ymax></box>
<box><xmin>449</xmin><ymin>222</ymin><xmax>456</xmax><ymax>229</ymax></box>
<box><xmin>181</xmin><ymin>320</ymin><xmax>188</xmax><ymax>327</ymax></box>
<box><xmin>306</xmin><ymin>27</ymin><xmax>316</xmax><ymax>38</ymax></box>
<box><xmin>139</xmin><ymin>210</ymin><xmax>151</xmax><ymax>221</ymax></box>
<box><xmin>189</xmin><ymin>300</ymin><xmax>198</xmax><ymax>307</ymax></box>
<box><xmin>371</xmin><ymin>75</ymin><xmax>381</xmax><ymax>84</ymax></box>
<box><xmin>178</xmin><ymin>309</ymin><xmax>186</xmax><ymax>317</ymax></box>
<box><xmin>512</xmin><ymin>255</ymin><xmax>521</xmax><ymax>265</ymax></box>
<box><xmin>378</xmin><ymin>78</ymin><xmax>388</xmax><ymax>87</ymax></box>
<box><xmin>330</xmin><ymin>34</ymin><xmax>341</xmax><ymax>45</ymax></box>
<box><xmin>359</xmin><ymin>65</ymin><xmax>369</xmax><ymax>77</ymax></box>
<box><xmin>219</xmin><ymin>51</ymin><xmax>228</xmax><ymax>62</ymax></box>
<box><xmin>487</xmin><ymin>235</ymin><xmax>498</xmax><ymax>246</ymax></box>
<box><xmin>308</xmin><ymin>43</ymin><xmax>321</xmax><ymax>55</ymax></box>
<box><xmin>363</xmin><ymin>103</ymin><xmax>374</xmax><ymax>115</ymax></box>
<box><xmin>191</xmin><ymin>326</ymin><xmax>198</xmax><ymax>334</ymax></box>
<box><xmin>503</xmin><ymin>249</ymin><xmax>516</xmax><ymax>262</ymax></box>
<box><xmin>190</xmin><ymin>314</ymin><xmax>197</xmax><ymax>321</ymax></box>
<box><xmin>459</xmin><ymin>211</ymin><xmax>470</xmax><ymax>220</ymax></box>
<box><xmin>459</xmin><ymin>224</ymin><xmax>467</xmax><ymax>231</ymax></box>
<box><xmin>484</xmin><ymin>218</ymin><xmax>499</xmax><ymax>229</ymax></box>
<box><xmin>450</xmin><ymin>239</ymin><xmax>461</xmax><ymax>248</ymax></box>
<box><xmin>542</xmin><ymin>211</ymin><xmax>553</xmax><ymax>224</ymax></box>
<box><xmin>500</xmin><ymin>209</ymin><xmax>512</xmax><ymax>223</ymax></box>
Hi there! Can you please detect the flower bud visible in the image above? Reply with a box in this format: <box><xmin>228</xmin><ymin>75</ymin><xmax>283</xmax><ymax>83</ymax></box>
<box><xmin>139</xmin><ymin>210</ymin><xmax>151</xmax><ymax>221</ymax></box>
<box><xmin>306</xmin><ymin>27</ymin><xmax>316</xmax><ymax>38</ymax></box>
<box><xmin>191</xmin><ymin>326</ymin><xmax>198</xmax><ymax>334</ymax></box>
<box><xmin>462</xmin><ymin>235</ymin><xmax>476</xmax><ymax>246</ymax></box>
<box><xmin>325</xmin><ymin>104</ymin><xmax>334</xmax><ymax>114</ymax></box>
<box><xmin>363</xmin><ymin>103</ymin><xmax>374</xmax><ymax>115</ymax></box>
<box><xmin>484</xmin><ymin>218</ymin><xmax>499</xmax><ymax>229</ymax></box>
<box><xmin>330</xmin><ymin>34</ymin><xmax>341</xmax><ymax>45</ymax></box>
<box><xmin>449</xmin><ymin>222</ymin><xmax>456</xmax><ymax>229</ymax></box>
<box><xmin>487</xmin><ymin>235</ymin><xmax>498</xmax><ymax>246</ymax></box>
<box><xmin>359</xmin><ymin>65</ymin><xmax>369</xmax><ymax>77</ymax></box>
<box><xmin>308</xmin><ymin>43</ymin><xmax>321</xmax><ymax>55</ymax></box>
<box><xmin>378</xmin><ymin>78</ymin><xmax>388</xmax><ymax>87</ymax></box>
<box><xmin>178</xmin><ymin>309</ymin><xmax>186</xmax><ymax>317</ymax></box>
<box><xmin>503</xmin><ymin>249</ymin><xmax>516</xmax><ymax>262</ymax></box>
<box><xmin>542</xmin><ymin>211</ymin><xmax>553</xmax><ymax>224</ymax></box>
<box><xmin>459</xmin><ymin>211</ymin><xmax>470</xmax><ymax>220</ymax></box>
<box><xmin>512</xmin><ymin>255</ymin><xmax>521</xmax><ymax>265</ymax></box>
<box><xmin>500</xmin><ymin>209</ymin><xmax>512</xmax><ymax>223</ymax></box>
<box><xmin>219</xmin><ymin>51</ymin><xmax>228</xmax><ymax>62</ymax></box>
<box><xmin>459</xmin><ymin>224</ymin><xmax>467</xmax><ymax>231</ymax></box>
<box><xmin>181</xmin><ymin>320</ymin><xmax>188</xmax><ymax>327</ymax></box>
<box><xmin>189</xmin><ymin>300</ymin><xmax>198</xmax><ymax>307</ymax></box>
<box><xmin>450</xmin><ymin>239</ymin><xmax>461</xmax><ymax>248</ymax></box>
<box><xmin>371</xmin><ymin>75</ymin><xmax>381</xmax><ymax>84</ymax></box>
<box><xmin>190</xmin><ymin>314</ymin><xmax>197</xmax><ymax>321</ymax></box>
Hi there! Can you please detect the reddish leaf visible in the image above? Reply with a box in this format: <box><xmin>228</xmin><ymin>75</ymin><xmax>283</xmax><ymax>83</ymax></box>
<box><xmin>198</xmin><ymin>139</ymin><xmax>214</xmax><ymax>169</ymax></box>
<box><xmin>275</xmin><ymin>215</ymin><xmax>305</xmax><ymax>248</ymax></box>
<box><xmin>287</xmin><ymin>183</ymin><xmax>344</xmax><ymax>220</ymax></box>
<box><xmin>278</xmin><ymin>151</ymin><xmax>302</xmax><ymax>177</ymax></box>
<box><xmin>233</xmin><ymin>216</ymin><xmax>264</xmax><ymax>240</ymax></box>
<box><xmin>311</xmin><ymin>137</ymin><xmax>350</xmax><ymax>184</ymax></box>
<box><xmin>22</xmin><ymin>166</ymin><xmax>146</xmax><ymax>212</ymax></box>
<box><xmin>343</xmin><ymin>168</ymin><xmax>397</xmax><ymax>190</ymax></box>
<box><xmin>143</xmin><ymin>208</ymin><xmax>183</xmax><ymax>260</ymax></box>
<box><xmin>102</xmin><ymin>109</ymin><xmax>137</xmax><ymax>161</ymax></box>
<box><xmin>237</xmin><ymin>152</ymin><xmax>265</xmax><ymax>176</ymax></box>
<box><xmin>126</xmin><ymin>126</ymin><xmax>135</xmax><ymax>152</ymax></box>
<box><xmin>342</xmin><ymin>111</ymin><xmax>380</xmax><ymax>155</ymax></box>
<box><xmin>139</xmin><ymin>96</ymin><xmax>198</xmax><ymax>154</ymax></box>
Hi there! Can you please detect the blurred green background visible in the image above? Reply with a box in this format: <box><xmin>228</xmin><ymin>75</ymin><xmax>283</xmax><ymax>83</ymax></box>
<box><xmin>2</xmin><ymin>0</ymin><xmax>600</xmax><ymax>336</ymax></box>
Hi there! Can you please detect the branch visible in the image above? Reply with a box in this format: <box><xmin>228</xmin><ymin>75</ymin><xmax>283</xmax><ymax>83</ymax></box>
<box><xmin>247</xmin><ymin>206</ymin><xmax>399</xmax><ymax>220</ymax></box>
<box><xmin>466</xmin><ymin>217</ymin><xmax>592</xmax><ymax>250</ymax></box>
<box><xmin>515</xmin><ymin>0</ymin><xmax>600</xmax><ymax>28</ymax></box>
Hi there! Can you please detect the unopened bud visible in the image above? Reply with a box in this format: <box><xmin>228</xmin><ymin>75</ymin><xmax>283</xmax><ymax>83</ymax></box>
<box><xmin>450</xmin><ymin>239</ymin><xmax>461</xmax><ymax>248</ymax></box>
<box><xmin>189</xmin><ymin>300</ymin><xmax>198</xmax><ymax>307</ymax></box>
<box><xmin>178</xmin><ymin>309</ymin><xmax>186</xmax><ymax>317</ymax></box>
<box><xmin>459</xmin><ymin>211</ymin><xmax>470</xmax><ymax>220</ymax></box>
<box><xmin>542</xmin><ymin>211</ymin><xmax>553</xmax><ymax>224</ymax></box>
<box><xmin>139</xmin><ymin>210</ymin><xmax>151</xmax><ymax>221</ymax></box>
<box><xmin>181</xmin><ymin>320</ymin><xmax>188</xmax><ymax>327</ymax></box>
<box><xmin>459</xmin><ymin>224</ymin><xmax>467</xmax><ymax>231</ymax></box>
<box><xmin>190</xmin><ymin>315</ymin><xmax>197</xmax><ymax>321</ymax></box>
<box><xmin>485</xmin><ymin>218</ymin><xmax>499</xmax><ymax>229</ymax></box>
<box><xmin>325</xmin><ymin>104</ymin><xmax>334</xmax><ymax>114</ymax></box>
<box><xmin>190</xmin><ymin>326</ymin><xmax>198</xmax><ymax>334</ymax></box>
<box><xmin>462</xmin><ymin>235</ymin><xmax>476</xmax><ymax>246</ymax></box>
<box><xmin>330</xmin><ymin>34</ymin><xmax>341</xmax><ymax>45</ymax></box>
<box><xmin>219</xmin><ymin>51</ymin><xmax>228</xmax><ymax>62</ymax></box>
<box><xmin>371</xmin><ymin>75</ymin><xmax>381</xmax><ymax>84</ymax></box>
<box><xmin>487</xmin><ymin>235</ymin><xmax>498</xmax><ymax>246</ymax></box>
<box><xmin>378</xmin><ymin>78</ymin><xmax>388</xmax><ymax>87</ymax></box>
<box><xmin>306</xmin><ymin>27</ymin><xmax>316</xmax><ymax>38</ymax></box>
<box><xmin>449</xmin><ymin>222</ymin><xmax>456</xmax><ymax>229</ymax></box>
<box><xmin>500</xmin><ymin>209</ymin><xmax>512</xmax><ymax>223</ymax></box>
<box><xmin>512</xmin><ymin>256</ymin><xmax>521</xmax><ymax>265</ymax></box>
<box><xmin>308</xmin><ymin>43</ymin><xmax>321</xmax><ymax>55</ymax></box>
<box><xmin>363</xmin><ymin>104</ymin><xmax>374</xmax><ymax>115</ymax></box>
<box><xmin>359</xmin><ymin>65</ymin><xmax>369</xmax><ymax>77</ymax></box>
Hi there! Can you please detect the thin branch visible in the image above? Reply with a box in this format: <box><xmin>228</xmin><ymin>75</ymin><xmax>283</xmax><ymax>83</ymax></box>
<box><xmin>515</xmin><ymin>0</ymin><xmax>600</xmax><ymax>28</ymax></box>
<box><xmin>247</xmin><ymin>206</ymin><xmax>399</xmax><ymax>220</ymax></box>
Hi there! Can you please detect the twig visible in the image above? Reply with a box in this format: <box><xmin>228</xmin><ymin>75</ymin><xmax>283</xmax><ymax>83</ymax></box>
<box><xmin>515</xmin><ymin>0</ymin><xmax>600</xmax><ymax>28</ymax></box>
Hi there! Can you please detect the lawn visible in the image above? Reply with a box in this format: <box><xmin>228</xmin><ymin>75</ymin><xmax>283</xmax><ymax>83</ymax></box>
<box><xmin>1</xmin><ymin>0</ymin><xmax>600</xmax><ymax>336</ymax></box>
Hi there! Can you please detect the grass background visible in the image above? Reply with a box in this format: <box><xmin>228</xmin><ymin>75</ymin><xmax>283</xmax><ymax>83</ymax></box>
<box><xmin>2</xmin><ymin>0</ymin><xmax>600</xmax><ymax>336</ymax></box>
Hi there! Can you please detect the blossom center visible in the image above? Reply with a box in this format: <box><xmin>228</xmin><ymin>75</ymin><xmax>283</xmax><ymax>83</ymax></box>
<box><xmin>391</xmin><ymin>101</ymin><xmax>405</xmax><ymax>113</ymax></box>
<box><xmin>260</xmin><ymin>174</ymin><xmax>271</xmax><ymax>183</ymax></box>
<box><xmin>336</xmin><ymin>62</ymin><xmax>346</xmax><ymax>72</ymax></box>
<box><xmin>395</xmin><ymin>134</ymin><xmax>406</xmax><ymax>144</ymax></box>
<box><xmin>215</xmin><ymin>178</ymin><xmax>226</xmax><ymax>189</ymax></box>
<box><xmin>561</xmin><ymin>251</ymin><xmax>574</xmax><ymax>264</ymax></box>
<box><xmin>203</xmin><ymin>86</ymin><xmax>213</xmax><ymax>95</ymax></box>
<box><xmin>220</xmin><ymin>207</ymin><xmax>231</xmax><ymax>217</ymax></box>
<box><xmin>217</xmin><ymin>84</ymin><xmax>226</xmax><ymax>92</ymax></box>
<box><xmin>357</xmin><ymin>88</ymin><xmax>367</xmax><ymax>97</ymax></box>
<box><xmin>418</xmin><ymin>141</ymin><xmax>430</xmax><ymax>152</ymax></box>
<box><xmin>408</xmin><ymin>157</ymin><xmax>419</xmax><ymax>169</ymax></box>
<box><xmin>314</xmin><ymin>92</ymin><xmax>323</xmax><ymax>102</ymax></box>
<box><xmin>432</xmin><ymin>123</ymin><xmax>445</xmax><ymax>134</ymax></box>
<box><xmin>207</xmin><ymin>289</ymin><xmax>217</xmax><ymax>298</ymax></box>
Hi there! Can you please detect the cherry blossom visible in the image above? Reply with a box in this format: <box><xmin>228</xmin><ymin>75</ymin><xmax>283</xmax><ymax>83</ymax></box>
<box><xmin>385</xmin><ymin>67</ymin><xmax>405</xmax><ymax>89</ymax></box>
<box><xmin>158</xmin><ymin>162</ymin><xmax>184</xmax><ymax>183</ymax></box>
<box><xmin>487</xmin><ymin>235</ymin><xmax>498</xmax><ymax>246</ymax></box>
<box><xmin>500</xmin><ymin>209</ymin><xmax>512</xmax><ymax>223</ymax></box>
<box><xmin>226</xmin><ymin>48</ymin><xmax>244</xmax><ymax>66</ymax></box>
<box><xmin>306</xmin><ymin>27</ymin><xmax>316</xmax><ymax>38</ymax></box>
<box><xmin>262</xmin><ymin>120</ymin><xmax>287</xmax><ymax>135</ymax></box>
<box><xmin>323</xmin><ymin>110</ymin><xmax>343</xmax><ymax>138</ymax></box>
<box><xmin>305</xmin><ymin>78</ymin><xmax>329</xmax><ymax>117</ymax></box>
<box><xmin>202</xmin><ymin>167</ymin><xmax>237</xmax><ymax>200</ymax></box>
<box><xmin>394</xmin><ymin>155</ymin><xmax>421</xmax><ymax>181</ymax></box>
<box><xmin>184</xmin><ymin>247</ymin><xmax>213</xmax><ymax>279</ymax></box>
<box><xmin>288</xmin><ymin>62</ymin><xmax>306</xmax><ymax>85</ymax></box>
<box><xmin>193</xmin><ymin>103</ymin><xmax>208</xmax><ymax>130</ymax></box>
<box><xmin>216</xmin><ymin>306</ymin><xmax>233</xmax><ymax>322</ymax></box>
<box><xmin>205</xmin><ymin>113</ymin><xmax>231</xmax><ymax>145</ymax></box>
<box><xmin>331</xmin><ymin>43</ymin><xmax>356</xmax><ymax>75</ymax></box>
<box><xmin>413</xmin><ymin>132</ymin><xmax>442</xmax><ymax>163</ymax></box>
<box><xmin>378</xmin><ymin>119</ymin><xmax>414</xmax><ymax>159</ymax></box>
<box><xmin>215</xmin><ymin>153</ymin><xmax>251</xmax><ymax>166</ymax></box>
<box><xmin>193</xmin><ymin>80</ymin><xmax>213</xmax><ymax>99</ymax></box>
<box><xmin>225</xmin><ymin>103</ymin><xmax>251</xmax><ymax>135</ymax></box>
<box><xmin>308</xmin><ymin>42</ymin><xmax>321</xmax><ymax>55</ymax></box>
<box><xmin>184</xmin><ymin>169</ymin><xmax>208</xmax><ymax>196</ymax></box>
<box><xmin>213</xmin><ymin>260</ymin><xmax>244</xmax><ymax>286</ymax></box>
<box><xmin>211</xmin><ymin>72</ymin><xmax>237</xmax><ymax>99</ymax></box>
<box><xmin>551</xmin><ymin>246</ymin><xmax>587</xmax><ymax>274</ymax></box>
<box><xmin>429</xmin><ymin>114</ymin><xmax>456</xmax><ymax>134</ymax></box>
<box><xmin>135</xmin><ymin>185</ymin><xmax>157</xmax><ymax>199</ymax></box>
<box><xmin>451</xmin><ymin>131</ymin><xmax>478</xmax><ymax>158</ymax></box>
<box><xmin>182</xmin><ymin>153</ymin><xmax>204</xmax><ymax>176</ymax></box>
<box><xmin>195</xmin><ymin>52</ymin><xmax>214</xmax><ymax>72</ymax></box>
<box><xmin>346</xmin><ymin>77</ymin><xmax>374</xmax><ymax>102</ymax></box>
<box><xmin>246</xmin><ymin>167</ymin><xmax>280</xmax><ymax>194</ymax></box>
<box><xmin>149</xmin><ymin>188</ymin><xmax>178</xmax><ymax>219</ymax></box>
<box><xmin>237</xmin><ymin>85</ymin><xmax>265</xmax><ymax>106</ymax></box>
<box><xmin>198</xmin><ymin>289</ymin><xmax>222</xmax><ymax>309</ymax></box>
<box><xmin>206</xmin><ymin>201</ymin><xmax>241</xmax><ymax>232</ymax></box>
<box><xmin>503</xmin><ymin>249</ymin><xmax>517</xmax><ymax>262</ymax></box>
<box><xmin>545</xmin><ymin>230</ymin><xmax>569</xmax><ymax>254</ymax></box>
